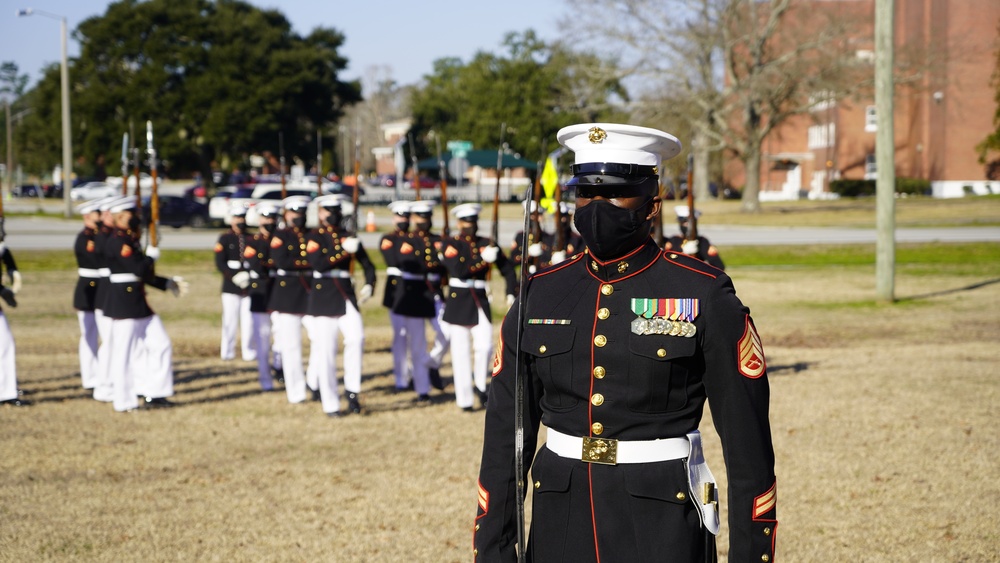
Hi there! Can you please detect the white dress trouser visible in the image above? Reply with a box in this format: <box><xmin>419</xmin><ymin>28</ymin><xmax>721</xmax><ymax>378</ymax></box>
<box><xmin>109</xmin><ymin>315</ymin><xmax>174</xmax><ymax>412</ymax></box>
<box><xmin>275</xmin><ymin>312</ymin><xmax>305</xmax><ymax>404</ymax></box>
<box><xmin>93</xmin><ymin>308</ymin><xmax>114</xmax><ymax>402</ymax></box>
<box><xmin>304</xmin><ymin>315</ymin><xmax>319</xmax><ymax>391</ymax></box>
<box><xmin>221</xmin><ymin>293</ymin><xmax>255</xmax><ymax>361</ymax></box>
<box><xmin>0</xmin><ymin>313</ymin><xmax>17</xmax><ymax>402</ymax></box>
<box><xmin>390</xmin><ymin>312</ymin><xmax>409</xmax><ymax>388</ymax></box>
<box><xmin>400</xmin><ymin>315</ymin><xmax>431</xmax><ymax>395</ymax></box>
<box><xmin>251</xmin><ymin>312</ymin><xmax>273</xmax><ymax>390</ymax></box>
<box><xmin>308</xmin><ymin>315</ymin><xmax>341</xmax><ymax>414</ymax></box>
<box><xmin>77</xmin><ymin>310</ymin><xmax>99</xmax><ymax>389</ymax></box>
<box><xmin>448</xmin><ymin>309</ymin><xmax>493</xmax><ymax>409</ymax></box>
<box><xmin>270</xmin><ymin>311</ymin><xmax>283</xmax><ymax>370</ymax></box>
<box><xmin>340</xmin><ymin>302</ymin><xmax>364</xmax><ymax>394</ymax></box>
<box><xmin>427</xmin><ymin>296</ymin><xmax>450</xmax><ymax>370</ymax></box>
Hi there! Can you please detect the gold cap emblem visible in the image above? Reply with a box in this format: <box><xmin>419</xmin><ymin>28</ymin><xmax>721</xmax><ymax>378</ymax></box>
<box><xmin>588</xmin><ymin>126</ymin><xmax>607</xmax><ymax>144</ymax></box>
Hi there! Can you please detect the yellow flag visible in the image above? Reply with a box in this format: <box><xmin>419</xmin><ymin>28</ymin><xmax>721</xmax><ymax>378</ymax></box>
<box><xmin>539</xmin><ymin>157</ymin><xmax>558</xmax><ymax>214</ymax></box>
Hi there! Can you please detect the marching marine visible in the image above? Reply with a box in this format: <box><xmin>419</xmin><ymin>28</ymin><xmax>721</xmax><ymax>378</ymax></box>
<box><xmin>0</xmin><ymin>230</ymin><xmax>27</xmax><ymax>406</ymax></box>
<box><xmin>664</xmin><ymin>206</ymin><xmax>726</xmax><ymax>270</ymax></box>
<box><xmin>379</xmin><ymin>200</ymin><xmax>412</xmax><ymax>390</ymax></box>
<box><xmin>102</xmin><ymin>197</ymin><xmax>186</xmax><ymax>412</ymax></box>
<box><xmin>511</xmin><ymin>200</ymin><xmax>556</xmax><ymax>275</ymax></box>
<box><xmin>214</xmin><ymin>203</ymin><xmax>257</xmax><ymax>361</ymax></box>
<box><xmin>474</xmin><ymin>124</ymin><xmax>776</xmax><ymax>562</ymax></box>
<box><xmin>303</xmin><ymin>195</ymin><xmax>375</xmax><ymax>416</ymax></box>
<box><xmin>267</xmin><ymin>196</ymin><xmax>313</xmax><ymax>405</ymax></box>
<box><xmin>438</xmin><ymin>203</ymin><xmax>516</xmax><ymax>411</ymax></box>
<box><xmin>244</xmin><ymin>203</ymin><xmax>280</xmax><ymax>391</ymax></box>
<box><xmin>73</xmin><ymin>198</ymin><xmax>110</xmax><ymax>391</ymax></box>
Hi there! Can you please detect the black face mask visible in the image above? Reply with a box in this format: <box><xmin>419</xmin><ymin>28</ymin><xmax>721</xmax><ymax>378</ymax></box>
<box><xmin>395</xmin><ymin>221</ymin><xmax>410</xmax><ymax>233</ymax></box>
<box><xmin>262</xmin><ymin>223</ymin><xmax>277</xmax><ymax>234</ymax></box>
<box><xmin>234</xmin><ymin>222</ymin><xmax>248</xmax><ymax>233</ymax></box>
<box><xmin>460</xmin><ymin>223</ymin><xmax>477</xmax><ymax>237</ymax></box>
<box><xmin>325</xmin><ymin>211</ymin><xmax>343</xmax><ymax>228</ymax></box>
<box><xmin>290</xmin><ymin>215</ymin><xmax>306</xmax><ymax>229</ymax></box>
<box><xmin>574</xmin><ymin>199</ymin><xmax>653</xmax><ymax>260</ymax></box>
<box><xmin>127</xmin><ymin>216</ymin><xmax>141</xmax><ymax>231</ymax></box>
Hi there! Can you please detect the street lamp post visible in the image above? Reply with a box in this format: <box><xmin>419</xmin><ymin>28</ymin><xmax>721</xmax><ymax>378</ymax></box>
<box><xmin>18</xmin><ymin>8</ymin><xmax>73</xmax><ymax>217</ymax></box>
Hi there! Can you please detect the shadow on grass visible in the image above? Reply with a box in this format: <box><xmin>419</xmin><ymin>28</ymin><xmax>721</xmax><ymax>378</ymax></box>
<box><xmin>768</xmin><ymin>362</ymin><xmax>814</xmax><ymax>375</ymax></box>
<box><xmin>898</xmin><ymin>277</ymin><xmax>1000</xmax><ymax>302</ymax></box>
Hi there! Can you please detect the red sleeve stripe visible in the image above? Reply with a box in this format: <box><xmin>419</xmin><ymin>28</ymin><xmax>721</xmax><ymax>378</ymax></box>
<box><xmin>753</xmin><ymin>482</ymin><xmax>777</xmax><ymax>519</ymax></box>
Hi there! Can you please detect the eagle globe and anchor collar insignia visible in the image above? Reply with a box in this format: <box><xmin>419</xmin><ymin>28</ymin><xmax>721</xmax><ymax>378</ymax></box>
<box><xmin>630</xmin><ymin>298</ymin><xmax>699</xmax><ymax>337</ymax></box>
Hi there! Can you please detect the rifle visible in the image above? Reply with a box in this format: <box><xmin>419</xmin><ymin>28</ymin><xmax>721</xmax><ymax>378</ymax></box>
<box><xmin>685</xmin><ymin>154</ymin><xmax>697</xmax><ymax>241</ymax></box>
<box><xmin>146</xmin><ymin>120</ymin><xmax>159</xmax><ymax>248</ymax></box>
<box><xmin>435</xmin><ymin>134</ymin><xmax>449</xmax><ymax>237</ymax></box>
<box><xmin>279</xmin><ymin>132</ymin><xmax>287</xmax><ymax>199</ymax></box>
<box><xmin>316</xmin><ymin>129</ymin><xmax>324</xmax><ymax>195</ymax></box>
<box><xmin>120</xmin><ymin>133</ymin><xmax>129</xmax><ymax>197</ymax></box>
<box><xmin>489</xmin><ymin>122</ymin><xmax>506</xmax><ymax>246</ymax></box>
<box><xmin>132</xmin><ymin>147</ymin><xmax>142</xmax><ymax>214</ymax></box>
<box><xmin>512</xmin><ymin>183</ymin><xmax>532</xmax><ymax>563</ymax></box>
<box><xmin>352</xmin><ymin>123</ymin><xmax>361</xmax><ymax>234</ymax></box>
<box><xmin>407</xmin><ymin>132</ymin><xmax>420</xmax><ymax>201</ymax></box>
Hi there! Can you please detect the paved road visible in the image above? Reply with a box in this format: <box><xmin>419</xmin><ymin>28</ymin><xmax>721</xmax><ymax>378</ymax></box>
<box><xmin>5</xmin><ymin>214</ymin><xmax>999</xmax><ymax>252</ymax></box>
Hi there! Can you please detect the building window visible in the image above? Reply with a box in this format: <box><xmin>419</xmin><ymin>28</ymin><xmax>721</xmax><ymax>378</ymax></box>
<box><xmin>865</xmin><ymin>106</ymin><xmax>877</xmax><ymax>132</ymax></box>
<box><xmin>864</xmin><ymin>154</ymin><xmax>877</xmax><ymax>180</ymax></box>
<box><xmin>808</xmin><ymin>123</ymin><xmax>836</xmax><ymax>149</ymax></box>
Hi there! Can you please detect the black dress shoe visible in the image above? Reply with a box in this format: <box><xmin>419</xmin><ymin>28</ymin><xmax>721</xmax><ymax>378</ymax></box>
<box><xmin>1</xmin><ymin>398</ymin><xmax>31</xmax><ymax>407</ymax></box>
<box><xmin>414</xmin><ymin>394</ymin><xmax>431</xmax><ymax>404</ymax></box>
<box><xmin>429</xmin><ymin>368</ymin><xmax>444</xmax><ymax>390</ymax></box>
<box><xmin>326</xmin><ymin>411</ymin><xmax>344</xmax><ymax>418</ymax></box>
<box><xmin>347</xmin><ymin>392</ymin><xmax>362</xmax><ymax>414</ymax></box>
<box><xmin>310</xmin><ymin>389</ymin><xmax>321</xmax><ymax>402</ymax></box>
<box><xmin>143</xmin><ymin>397</ymin><xmax>175</xmax><ymax>408</ymax></box>
<box><xmin>461</xmin><ymin>406</ymin><xmax>475</xmax><ymax>413</ymax></box>
<box><xmin>271</xmin><ymin>366</ymin><xmax>284</xmax><ymax>384</ymax></box>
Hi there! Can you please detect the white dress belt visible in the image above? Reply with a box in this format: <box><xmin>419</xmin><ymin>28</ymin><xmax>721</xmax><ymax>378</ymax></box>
<box><xmin>78</xmin><ymin>268</ymin><xmax>102</xmax><ymax>278</ymax></box>
<box><xmin>98</xmin><ymin>268</ymin><xmax>111</xmax><ymax>277</ymax></box>
<box><xmin>426</xmin><ymin>273</ymin><xmax>442</xmax><ymax>282</ymax></box>
<box><xmin>385</xmin><ymin>267</ymin><xmax>402</xmax><ymax>277</ymax></box>
<box><xmin>449</xmin><ymin>278</ymin><xmax>488</xmax><ymax>289</ymax></box>
<box><xmin>398</xmin><ymin>271</ymin><xmax>426</xmax><ymax>281</ymax></box>
<box><xmin>109</xmin><ymin>273</ymin><xmax>141</xmax><ymax>283</ymax></box>
<box><xmin>546</xmin><ymin>428</ymin><xmax>689</xmax><ymax>464</ymax></box>
<box><xmin>313</xmin><ymin>270</ymin><xmax>352</xmax><ymax>279</ymax></box>
<box><xmin>275</xmin><ymin>269</ymin><xmax>308</xmax><ymax>276</ymax></box>
<box><xmin>226</xmin><ymin>260</ymin><xmax>247</xmax><ymax>269</ymax></box>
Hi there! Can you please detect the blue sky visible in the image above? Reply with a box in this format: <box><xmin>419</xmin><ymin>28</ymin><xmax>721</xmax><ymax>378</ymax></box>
<box><xmin>1</xmin><ymin>0</ymin><xmax>568</xmax><ymax>90</ymax></box>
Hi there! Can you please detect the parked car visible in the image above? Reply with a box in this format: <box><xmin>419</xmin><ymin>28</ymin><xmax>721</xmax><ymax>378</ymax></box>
<box><xmin>13</xmin><ymin>184</ymin><xmax>43</xmax><ymax>197</ymax></box>
<box><xmin>70</xmin><ymin>181</ymin><xmax>120</xmax><ymax>201</ymax></box>
<box><xmin>207</xmin><ymin>185</ymin><xmax>255</xmax><ymax>225</ymax></box>
<box><xmin>142</xmin><ymin>194</ymin><xmax>210</xmax><ymax>228</ymax></box>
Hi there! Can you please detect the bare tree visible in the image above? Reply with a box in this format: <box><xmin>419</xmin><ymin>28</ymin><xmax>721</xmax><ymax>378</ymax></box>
<box><xmin>561</xmin><ymin>0</ymin><xmax>869</xmax><ymax>212</ymax></box>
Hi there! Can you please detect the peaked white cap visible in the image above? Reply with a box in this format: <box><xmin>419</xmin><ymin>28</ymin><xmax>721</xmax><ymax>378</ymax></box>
<box><xmin>108</xmin><ymin>196</ymin><xmax>138</xmax><ymax>214</ymax></box>
<box><xmin>410</xmin><ymin>201</ymin><xmax>434</xmax><ymax>214</ymax></box>
<box><xmin>557</xmin><ymin>123</ymin><xmax>682</xmax><ymax>170</ymax></box>
<box><xmin>282</xmin><ymin>195</ymin><xmax>311</xmax><ymax>212</ymax></box>
<box><xmin>387</xmin><ymin>200</ymin><xmax>412</xmax><ymax>215</ymax></box>
<box><xmin>452</xmin><ymin>203</ymin><xmax>482</xmax><ymax>219</ymax></box>
<box><xmin>674</xmin><ymin>205</ymin><xmax>702</xmax><ymax>219</ymax></box>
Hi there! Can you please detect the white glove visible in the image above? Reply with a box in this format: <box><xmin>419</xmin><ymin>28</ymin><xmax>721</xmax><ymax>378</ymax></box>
<box><xmin>167</xmin><ymin>276</ymin><xmax>189</xmax><ymax>297</ymax></box>
<box><xmin>550</xmin><ymin>250</ymin><xmax>566</xmax><ymax>265</ymax></box>
<box><xmin>480</xmin><ymin>245</ymin><xmax>499</xmax><ymax>264</ymax></box>
<box><xmin>681</xmin><ymin>240</ymin><xmax>700</xmax><ymax>255</ymax></box>
<box><xmin>527</xmin><ymin>242</ymin><xmax>543</xmax><ymax>257</ymax></box>
<box><xmin>358</xmin><ymin>284</ymin><xmax>373</xmax><ymax>304</ymax></box>
<box><xmin>145</xmin><ymin>246</ymin><xmax>161</xmax><ymax>261</ymax></box>
<box><xmin>341</xmin><ymin>237</ymin><xmax>360</xmax><ymax>254</ymax></box>
<box><xmin>10</xmin><ymin>271</ymin><xmax>22</xmax><ymax>294</ymax></box>
<box><xmin>231</xmin><ymin>271</ymin><xmax>251</xmax><ymax>289</ymax></box>
<box><xmin>506</xmin><ymin>294</ymin><xmax>515</xmax><ymax>308</ymax></box>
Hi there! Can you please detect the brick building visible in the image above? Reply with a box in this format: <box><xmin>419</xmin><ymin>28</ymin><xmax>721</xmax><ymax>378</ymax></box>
<box><xmin>726</xmin><ymin>0</ymin><xmax>1000</xmax><ymax>200</ymax></box>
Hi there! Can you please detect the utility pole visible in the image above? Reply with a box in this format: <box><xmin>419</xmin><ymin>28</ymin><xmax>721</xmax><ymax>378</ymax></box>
<box><xmin>875</xmin><ymin>0</ymin><xmax>896</xmax><ymax>303</ymax></box>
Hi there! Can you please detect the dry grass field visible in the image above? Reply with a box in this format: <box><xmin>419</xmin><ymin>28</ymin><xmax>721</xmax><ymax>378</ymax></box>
<box><xmin>2</xmin><ymin>198</ymin><xmax>999</xmax><ymax>562</ymax></box>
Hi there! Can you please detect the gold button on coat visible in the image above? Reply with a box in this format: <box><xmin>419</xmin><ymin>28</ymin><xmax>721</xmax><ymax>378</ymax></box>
<box><xmin>594</xmin><ymin>335</ymin><xmax>607</xmax><ymax>347</ymax></box>
<box><xmin>591</xmin><ymin>393</ymin><xmax>604</xmax><ymax>406</ymax></box>
<box><xmin>539</xmin><ymin>345</ymin><xmax>547</xmax><ymax>354</ymax></box>
<box><xmin>601</xmin><ymin>284</ymin><xmax>614</xmax><ymax>295</ymax></box>
<box><xmin>761</xmin><ymin>556</ymin><xmax>770</xmax><ymax>563</ymax></box>
<box><xmin>591</xmin><ymin>422</ymin><xmax>604</xmax><ymax>435</ymax></box>
<box><xmin>597</xmin><ymin>308</ymin><xmax>610</xmax><ymax>320</ymax></box>
<box><xmin>593</xmin><ymin>366</ymin><xmax>606</xmax><ymax>379</ymax></box>
<box><xmin>534</xmin><ymin>481</ymin><xmax>540</xmax><ymax>489</ymax></box>
<box><xmin>763</xmin><ymin>527</ymin><xmax>771</xmax><ymax>536</ymax></box>
<box><xmin>676</xmin><ymin>492</ymin><xmax>687</xmax><ymax>501</ymax></box>
<box><xmin>657</xmin><ymin>348</ymin><xmax>667</xmax><ymax>357</ymax></box>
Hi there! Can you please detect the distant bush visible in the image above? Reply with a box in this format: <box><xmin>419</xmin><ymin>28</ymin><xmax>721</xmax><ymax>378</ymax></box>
<box><xmin>830</xmin><ymin>178</ymin><xmax>930</xmax><ymax>197</ymax></box>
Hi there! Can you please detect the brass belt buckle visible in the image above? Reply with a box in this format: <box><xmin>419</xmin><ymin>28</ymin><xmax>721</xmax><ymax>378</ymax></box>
<box><xmin>581</xmin><ymin>437</ymin><xmax>618</xmax><ymax>465</ymax></box>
